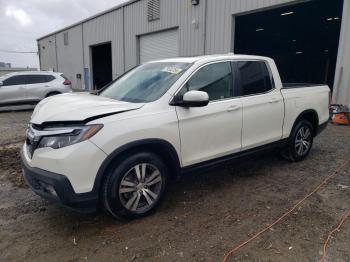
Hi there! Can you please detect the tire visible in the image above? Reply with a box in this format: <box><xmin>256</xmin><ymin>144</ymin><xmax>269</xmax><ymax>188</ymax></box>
<box><xmin>281</xmin><ymin>120</ymin><xmax>314</xmax><ymax>162</ymax></box>
<box><xmin>102</xmin><ymin>152</ymin><xmax>168</xmax><ymax>219</ymax></box>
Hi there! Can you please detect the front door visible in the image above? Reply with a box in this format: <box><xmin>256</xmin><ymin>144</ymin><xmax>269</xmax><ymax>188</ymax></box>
<box><xmin>175</xmin><ymin>61</ymin><xmax>242</xmax><ymax>167</ymax></box>
<box><xmin>0</xmin><ymin>75</ymin><xmax>27</xmax><ymax>105</ymax></box>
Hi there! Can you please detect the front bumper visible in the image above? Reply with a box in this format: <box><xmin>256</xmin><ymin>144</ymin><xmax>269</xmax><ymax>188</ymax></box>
<box><xmin>21</xmin><ymin>150</ymin><xmax>98</xmax><ymax>213</ymax></box>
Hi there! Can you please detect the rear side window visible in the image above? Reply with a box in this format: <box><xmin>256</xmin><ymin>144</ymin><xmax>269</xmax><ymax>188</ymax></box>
<box><xmin>236</xmin><ymin>61</ymin><xmax>273</xmax><ymax>96</ymax></box>
<box><xmin>3</xmin><ymin>75</ymin><xmax>27</xmax><ymax>86</ymax></box>
<box><xmin>60</xmin><ymin>74</ymin><xmax>68</xmax><ymax>80</ymax></box>
<box><xmin>179</xmin><ymin>62</ymin><xmax>234</xmax><ymax>101</ymax></box>
<box><xmin>45</xmin><ymin>75</ymin><xmax>55</xmax><ymax>82</ymax></box>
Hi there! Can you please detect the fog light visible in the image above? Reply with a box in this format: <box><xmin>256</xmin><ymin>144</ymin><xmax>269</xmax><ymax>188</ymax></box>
<box><xmin>40</xmin><ymin>182</ymin><xmax>57</xmax><ymax>197</ymax></box>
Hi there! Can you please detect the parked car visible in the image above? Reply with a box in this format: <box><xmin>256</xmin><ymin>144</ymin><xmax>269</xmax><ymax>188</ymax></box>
<box><xmin>0</xmin><ymin>71</ymin><xmax>72</xmax><ymax>106</ymax></box>
<box><xmin>21</xmin><ymin>55</ymin><xmax>330</xmax><ymax>219</ymax></box>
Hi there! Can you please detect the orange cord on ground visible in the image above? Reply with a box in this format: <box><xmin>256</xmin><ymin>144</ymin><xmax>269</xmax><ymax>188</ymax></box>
<box><xmin>320</xmin><ymin>209</ymin><xmax>350</xmax><ymax>262</ymax></box>
<box><xmin>222</xmin><ymin>158</ymin><xmax>350</xmax><ymax>262</ymax></box>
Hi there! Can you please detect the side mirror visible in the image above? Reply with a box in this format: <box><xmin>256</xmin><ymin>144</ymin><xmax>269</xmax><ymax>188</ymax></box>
<box><xmin>179</xmin><ymin>90</ymin><xmax>209</xmax><ymax>107</ymax></box>
<box><xmin>0</xmin><ymin>81</ymin><xmax>3</xmax><ymax>87</ymax></box>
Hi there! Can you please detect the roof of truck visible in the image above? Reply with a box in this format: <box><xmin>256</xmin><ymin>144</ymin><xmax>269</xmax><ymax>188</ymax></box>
<box><xmin>148</xmin><ymin>54</ymin><xmax>271</xmax><ymax>64</ymax></box>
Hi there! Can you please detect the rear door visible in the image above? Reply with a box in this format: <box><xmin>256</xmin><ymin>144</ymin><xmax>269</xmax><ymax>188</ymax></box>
<box><xmin>25</xmin><ymin>75</ymin><xmax>54</xmax><ymax>101</ymax></box>
<box><xmin>0</xmin><ymin>75</ymin><xmax>27</xmax><ymax>105</ymax></box>
<box><xmin>175</xmin><ymin>61</ymin><xmax>243</xmax><ymax>167</ymax></box>
<box><xmin>234</xmin><ymin>60</ymin><xmax>284</xmax><ymax>150</ymax></box>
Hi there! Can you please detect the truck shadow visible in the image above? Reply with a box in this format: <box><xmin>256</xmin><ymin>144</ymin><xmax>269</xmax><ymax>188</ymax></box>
<box><xmin>44</xmin><ymin>151</ymin><xmax>288</xmax><ymax>229</ymax></box>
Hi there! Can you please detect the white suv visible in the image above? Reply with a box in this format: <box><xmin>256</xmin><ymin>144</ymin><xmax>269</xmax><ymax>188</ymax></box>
<box><xmin>21</xmin><ymin>55</ymin><xmax>329</xmax><ymax>219</ymax></box>
<box><xmin>0</xmin><ymin>71</ymin><xmax>72</xmax><ymax>106</ymax></box>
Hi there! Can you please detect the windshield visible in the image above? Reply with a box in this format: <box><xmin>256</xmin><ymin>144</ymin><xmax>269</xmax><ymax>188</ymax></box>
<box><xmin>99</xmin><ymin>62</ymin><xmax>191</xmax><ymax>103</ymax></box>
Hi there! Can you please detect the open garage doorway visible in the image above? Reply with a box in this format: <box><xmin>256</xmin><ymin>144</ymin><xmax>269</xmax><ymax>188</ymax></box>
<box><xmin>91</xmin><ymin>42</ymin><xmax>112</xmax><ymax>90</ymax></box>
<box><xmin>234</xmin><ymin>0</ymin><xmax>343</xmax><ymax>90</ymax></box>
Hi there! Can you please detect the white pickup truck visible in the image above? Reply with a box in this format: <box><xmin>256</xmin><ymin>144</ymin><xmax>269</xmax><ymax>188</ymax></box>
<box><xmin>21</xmin><ymin>54</ymin><xmax>330</xmax><ymax>219</ymax></box>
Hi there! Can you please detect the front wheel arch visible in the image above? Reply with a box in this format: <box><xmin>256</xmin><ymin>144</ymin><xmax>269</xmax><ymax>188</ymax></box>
<box><xmin>102</xmin><ymin>151</ymin><xmax>169</xmax><ymax>219</ymax></box>
<box><xmin>94</xmin><ymin>139</ymin><xmax>181</xmax><ymax>199</ymax></box>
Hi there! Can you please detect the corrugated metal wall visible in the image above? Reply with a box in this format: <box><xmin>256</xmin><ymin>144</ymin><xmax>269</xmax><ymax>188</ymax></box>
<box><xmin>56</xmin><ymin>25</ymin><xmax>84</xmax><ymax>89</ymax></box>
<box><xmin>37</xmin><ymin>0</ymin><xmax>349</xmax><ymax>105</ymax></box>
<box><xmin>38</xmin><ymin>35</ymin><xmax>57</xmax><ymax>72</ymax></box>
<box><xmin>123</xmin><ymin>0</ymin><xmax>206</xmax><ymax>70</ymax></box>
<box><xmin>139</xmin><ymin>29</ymin><xmax>179</xmax><ymax>63</ymax></box>
<box><xmin>37</xmin><ymin>0</ymin><xmax>304</xmax><ymax>88</ymax></box>
<box><xmin>82</xmin><ymin>8</ymin><xmax>124</xmax><ymax>85</ymax></box>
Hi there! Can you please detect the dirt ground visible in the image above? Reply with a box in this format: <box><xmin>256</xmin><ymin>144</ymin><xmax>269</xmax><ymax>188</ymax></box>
<box><xmin>0</xmin><ymin>110</ymin><xmax>349</xmax><ymax>262</ymax></box>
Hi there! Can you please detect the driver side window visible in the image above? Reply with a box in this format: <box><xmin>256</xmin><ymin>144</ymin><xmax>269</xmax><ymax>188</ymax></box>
<box><xmin>178</xmin><ymin>62</ymin><xmax>234</xmax><ymax>101</ymax></box>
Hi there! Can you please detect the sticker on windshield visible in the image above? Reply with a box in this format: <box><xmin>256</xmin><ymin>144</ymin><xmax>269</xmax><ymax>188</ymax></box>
<box><xmin>162</xmin><ymin>66</ymin><xmax>183</xmax><ymax>75</ymax></box>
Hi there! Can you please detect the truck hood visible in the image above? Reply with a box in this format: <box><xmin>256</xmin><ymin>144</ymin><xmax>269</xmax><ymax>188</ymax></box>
<box><xmin>30</xmin><ymin>93</ymin><xmax>144</xmax><ymax>125</ymax></box>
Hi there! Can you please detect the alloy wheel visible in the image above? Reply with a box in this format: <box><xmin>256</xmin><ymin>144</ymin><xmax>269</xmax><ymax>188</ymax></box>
<box><xmin>119</xmin><ymin>163</ymin><xmax>162</xmax><ymax>213</ymax></box>
<box><xmin>295</xmin><ymin>126</ymin><xmax>312</xmax><ymax>156</ymax></box>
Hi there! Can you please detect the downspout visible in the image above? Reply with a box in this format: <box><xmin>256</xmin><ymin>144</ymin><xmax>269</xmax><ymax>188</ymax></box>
<box><xmin>54</xmin><ymin>34</ymin><xmax>58</xmax><ymax>72</ymax></box>
<box><xmin>203</xmin><ymin>0</ymin><xmax>208</xmax><ymax>55</ymax></box>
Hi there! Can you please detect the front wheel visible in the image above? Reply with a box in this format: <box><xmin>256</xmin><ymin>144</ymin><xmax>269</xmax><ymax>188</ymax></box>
<box><xmin>102</xmin><ymin>152</ymin><xmax>168</xmax><ymax>219</ymax></box>
<box><xmin>281</xmin><ymin>120</ymin><xmax>314</xmax><ymax>162</ymax></box>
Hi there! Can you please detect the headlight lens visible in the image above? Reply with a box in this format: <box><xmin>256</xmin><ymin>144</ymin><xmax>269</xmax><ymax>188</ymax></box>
<box><xmin>37</xmin><ymin>124</ymin><xmax>103</xmax><ymax>149</ymax></box>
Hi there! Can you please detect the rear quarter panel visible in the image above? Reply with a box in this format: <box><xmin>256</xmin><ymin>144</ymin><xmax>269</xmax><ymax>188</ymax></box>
<box><xmin>281</xmin><ymin>85</ymin><xmax>330</xmax><ymax>138</ymax></box>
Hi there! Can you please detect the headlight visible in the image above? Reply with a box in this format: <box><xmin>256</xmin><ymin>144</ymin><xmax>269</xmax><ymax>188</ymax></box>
<box><xmin>37</xmin><ymin>124</ymin><xmax>103</xmax><ymax>149</ymax></box>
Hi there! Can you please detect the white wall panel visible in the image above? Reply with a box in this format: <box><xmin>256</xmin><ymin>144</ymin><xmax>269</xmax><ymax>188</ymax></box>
<box><xmin>38</xmin><ymin>35</ymin><xmax>57</xmax><ymax>72</ymax></box>
<box><xmin>124</xmin><ymin>0</ymin><xmax>206</xmax><ymax>70</ymax></box>
<box><xmin>82</xmin><ymin>9</ymin><xmax>124</xmax><ymax>89</ymax></box>
<box><xmin>56</xmin><ymin>25</ymin><xmax>84</xmax><ymax>89</ymax></box>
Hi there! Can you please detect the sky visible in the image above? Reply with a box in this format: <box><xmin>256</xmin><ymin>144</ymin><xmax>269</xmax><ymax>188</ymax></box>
<box><xmin>0</xmin><ymin>0</ymin><xmax>127</xmax><ymax>69</ymax></box>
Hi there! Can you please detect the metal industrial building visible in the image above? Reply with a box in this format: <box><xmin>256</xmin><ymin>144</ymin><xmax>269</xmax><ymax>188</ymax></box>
<box><xmin>37</xmin><ymin>0</ymin><xmax>350</xmax><ymax>106</ymax></box>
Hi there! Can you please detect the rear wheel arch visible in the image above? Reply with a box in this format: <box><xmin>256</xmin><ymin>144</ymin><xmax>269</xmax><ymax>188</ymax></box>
<box><xmin>94</xmin><ymin>139</ymin><xmax>181</xmax><ymax>197</ymax></box>
<box><xmin>291</xmin><ymin>109</ymin><xmax>319</xmax><ymax>137</ymax></box>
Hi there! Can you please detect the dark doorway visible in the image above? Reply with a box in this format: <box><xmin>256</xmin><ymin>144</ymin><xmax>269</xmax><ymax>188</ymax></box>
<box><xmin>234</xmin><ymin>0</ymin><xmax>343</xmax><ymax>90</ymax></box>
<box><xmin>91</xmin><ymin>42</ymin><xmax>112</xmax><ymax>90</ymax></box>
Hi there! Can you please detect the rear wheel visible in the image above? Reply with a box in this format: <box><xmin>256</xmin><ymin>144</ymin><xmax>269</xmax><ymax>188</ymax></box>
<box><xmin>102</xmin><ymin>152</ymin><xmax>168</xmax><ymax>219</ymax></box>
<box><xmin>281</xmin><ymin>120</ymin><xmax>313</xmax><ymax>162</ymax></box>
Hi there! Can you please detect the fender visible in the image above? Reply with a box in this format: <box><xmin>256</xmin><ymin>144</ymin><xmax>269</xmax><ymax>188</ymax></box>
<box><xmin>289</xmin><ymin>109</ymin><xmax>319</xmax><ymax>138</ymax></box>
<box><xmin>91</xmin><ymin>138</ymin><xmax>181</xmax><ymax>194</ymax></box>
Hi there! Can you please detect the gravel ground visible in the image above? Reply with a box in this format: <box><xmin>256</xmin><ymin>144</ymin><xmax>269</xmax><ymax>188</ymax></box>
<box><xmin>0</xmin><ymin>109</ymin><xmax>33</xmax><ymax>145</ymax></box>
<box><xmin>0</xmin><ymin>111</ymin><xmax>349</xmax><ymax>262</ymax></box>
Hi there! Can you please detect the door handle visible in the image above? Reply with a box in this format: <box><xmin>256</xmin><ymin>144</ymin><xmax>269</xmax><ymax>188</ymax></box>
<box><xmin>269</xmin><ymin>98</ymin><xmax>279</xmax><ymax>104</ymax></box>
<box><xmin>227</xmin><ymin>105</ymin><xmax>240</xmax><ymax>112</ymax></box>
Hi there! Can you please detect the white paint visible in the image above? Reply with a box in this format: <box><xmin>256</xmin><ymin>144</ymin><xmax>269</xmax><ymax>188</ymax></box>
<box><xmin>23</xmin><ymin>54</ymin><xmax>330</xmax><ymax>193</ymax></box>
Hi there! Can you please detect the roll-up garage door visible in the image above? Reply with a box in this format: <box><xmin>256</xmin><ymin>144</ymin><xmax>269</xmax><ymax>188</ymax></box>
<box><xmin>139</xmin><ymin>29</ymin><xmax>179</xmax><ymax>64</ymax></box>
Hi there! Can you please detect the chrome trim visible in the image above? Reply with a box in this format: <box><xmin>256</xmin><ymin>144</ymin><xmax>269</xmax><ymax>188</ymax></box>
<box><xmin>29</xmin><ymin>124</ymin><xmax>77</xmax><ymax>137</ymax></box>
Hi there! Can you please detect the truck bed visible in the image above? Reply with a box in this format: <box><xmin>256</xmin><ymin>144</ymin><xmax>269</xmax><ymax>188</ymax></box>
<box><xmin>283</xmin><ymin>83</ymin><xmax>325</xmax><ymax>89</ymax></box>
